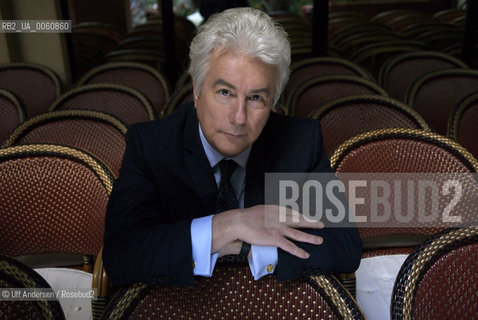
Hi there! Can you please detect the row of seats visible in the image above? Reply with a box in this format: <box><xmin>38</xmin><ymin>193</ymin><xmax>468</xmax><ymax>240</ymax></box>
<box><xmin>277</xmin><ymin>8</ymin><xmax>476</xmax><ymax>68</ymax></box>
<box><xmin>1</xmin><ymin>51</ymin><xmax>477</xmax><ymax>169</ymax></box>
<box><xmin>2</xmin><ymin>223</ymin><xmax>477</xmax><ymax>319</ymax></box>
<box><xmin>282</xmin><ymin>54</ymin><xmax>478</xmax><ymax>160</ymax></box>
<box><xmin>1</xmin><ymin>127</ymin><xmax>477</xmax><ymax>319</ymax></box>
<box><xmin>72</xmin><ymin>15</ymin><xmax>195</xmax><ymax>79</ymax></box>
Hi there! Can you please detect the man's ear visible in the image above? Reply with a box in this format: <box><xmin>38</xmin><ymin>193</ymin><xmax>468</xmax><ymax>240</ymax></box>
<box><xmin>192</xmin><ymin>83</ymin><xmax>199</xmax><ymax>108</ymax></box>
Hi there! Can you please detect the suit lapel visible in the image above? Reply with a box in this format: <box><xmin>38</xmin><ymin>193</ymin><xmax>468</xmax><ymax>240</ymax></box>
<box><xmin>244</xmin><ymin>112</ymin><xmax>276</xmax><ymax>208</ymax></box>
<box><xmin>182</xmin><ymin>105</ymin><xmax>218</xmax><ymax>216</ymax></box>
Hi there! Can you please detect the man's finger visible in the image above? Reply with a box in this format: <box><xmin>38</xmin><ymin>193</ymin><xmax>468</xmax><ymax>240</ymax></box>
<box><xmin>282</xmin><ymin>227</ymin><xmax>323</xmax><ymax>245</ymax></box>
<box><xmin>278</xmin><ymin>238</ymin><xmax>310</xmax><ymax>259</ymax></box>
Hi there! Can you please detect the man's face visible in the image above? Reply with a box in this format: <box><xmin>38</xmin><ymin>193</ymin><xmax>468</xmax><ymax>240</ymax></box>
<box><xmin>194</xmin><ymin>48</ymin><xmax>277</xmax><ymax>157</ymax></box>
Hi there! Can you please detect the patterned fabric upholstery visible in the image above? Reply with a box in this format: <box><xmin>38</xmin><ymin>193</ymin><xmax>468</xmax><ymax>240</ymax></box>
<box><xmin>0</xmin><ymin>62</ymin><xmax>61</xmax><ymax>119</ymax></box>
<box><xmin>447</xmin><ymin>91</ymin><xmax>478</xmax><ymax>161</ymax></box>
<box><xmin>391</xmin><ymin>225</ymin><xmax>478</xmax><ymax>319</ymax></box>
<box><xmin>71</xmin><ymin>29</ymin><xmax>119</xmax><ymax>77</ymax></box>
<box><xmin>330</xmin><ymin>128</ymin><xmax>478</xmax><ymax>249</ymax></box>
<box><xmin>48</xmin><ymin>83</ymin><xmax>156</xmax><ymax>125</ymax></box>
<box><xmin>76</xmin><ymin>62</ymin><xmax>171</xmax><ymax>118</ymax></box>
<box><xmin>287</xmin><ymin>75</ymin><xmax>388</xmax><ymax>117</ymax></box>
<box><xmin>283</xmin><ymin>57</ymin><xmax>373</xmax><ymax>102</ymax></box>
<box><xmin>2</xmin><ymin>110</ymin><xmax>127</xmax><ymax>178</ymax></box>
<box><xmin>0</xmin><ymin>254</ymin><xmax>65</xmax><ymax>320</ymax></box>
<box><xmin>378</xmin><ymin>50</ymin><xmax>467</xmax><ymax>102</ymax></box>
<box><xmin>309</xmin><ymin>94</ymin><xmax>430</xmax><ymax>155</ymax></box>
<box><xmin>105</xmin><ymin>49</ymin><xmax>165</xmax><ymax>73</ymax></box>
<box><xmin>0</xmin><ymin>88</ymin><xmax>25</xmax><ymax>144</ymax></box>
<box><xmin>99</xmin><ymin>263</ymin><xmax>366</xmax><ymax>320</ymax></box>
<box><xmin>351</xmin><ymin>40</ymin><xmax>432</xmax><ymax>79</ymax></box>
<box><xmin>406</xmin><ymin>68</ymin><xmax>478</xmax><ymax>135</ymax></box>
<box><xmin>0</xmin><ymin>144</ymin><xmax>114</xmax><ymax>263</ymax></box>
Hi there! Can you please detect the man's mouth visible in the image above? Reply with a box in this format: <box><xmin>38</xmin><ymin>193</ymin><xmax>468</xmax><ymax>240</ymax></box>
<box><xmin>224</xmin><ymin>132</ymin><xmax>246</xmax><ymax>138</ymax></box>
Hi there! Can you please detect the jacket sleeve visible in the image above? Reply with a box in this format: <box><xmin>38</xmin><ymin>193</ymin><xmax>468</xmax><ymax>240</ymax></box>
<box><xmin>103</xmin><ymin>126</ymin><xmax>195</xmax><ymax>287</ymax></box>
<box><xmin>275</xmin><ymin>121</ymin><xmax>362</xmax><ymax>280</ymax></box>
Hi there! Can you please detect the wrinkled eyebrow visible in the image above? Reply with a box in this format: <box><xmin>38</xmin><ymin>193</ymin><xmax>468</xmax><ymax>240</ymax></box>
<box><xmin>213</xmin><ymin>79</ymin><xmax>271</xmax><ymax>97</ymax></box>
<box><xmin>251</xmin><ymin>87</ymin><xmax>271</xmax><ymax>97</ymax></box>
<box><xmin>213</xmin><ymin>79</ymin><xmax>235</xmax><ymax>89</ymax></box>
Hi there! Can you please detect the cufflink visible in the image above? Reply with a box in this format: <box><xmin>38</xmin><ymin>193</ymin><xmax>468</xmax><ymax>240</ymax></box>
<box><xmin>266</xmin><ymin>264</ymin><xmax>274</xmax><ymax>273</ymax></box>
<box><xmin>192</xmin><ymin>261</ymin><xmax>196</xmax><ymax>269</ymax></box>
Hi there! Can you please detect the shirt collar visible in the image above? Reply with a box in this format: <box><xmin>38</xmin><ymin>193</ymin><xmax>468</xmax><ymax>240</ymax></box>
<box><xmin>199</xmin><ymin>123</ymin><xmax>251</xmax><ymax>169</ymax></box>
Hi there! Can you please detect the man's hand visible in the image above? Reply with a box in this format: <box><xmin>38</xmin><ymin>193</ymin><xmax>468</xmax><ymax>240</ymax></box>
<box><xmin>212</xmin><ymin>205</ymin><xmax>324</xmax><ymax>259</ymax></box>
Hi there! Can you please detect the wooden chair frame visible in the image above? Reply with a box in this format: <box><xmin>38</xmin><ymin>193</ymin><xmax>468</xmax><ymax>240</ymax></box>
<box><xmin>76</xmin><ymin>61</ymin><xmax>171</xmax><ymax>117</ymax></box>
<box><xmin>391</xmin><ymin>225</ymin><xmax>478</xmax><ymax>319</ymax></box>
<box><xmin>330</xmin><ymin>127</ymin><xmax>478</xmax><ymax>173</ymax></box>
<box><xmin>287</xmin><ymin>74</ymin><xmax>388</xmax><ymax>116</ymax></box>
<box><xmin>447</xmin><ymin>91</ymin><xmax>478</xmax><ymax>140</ymax></box>
<box><xmin>0</xmin><ymin>144</ymin><xmax>114</xmax><ymax>272</ymax></box>
<box><xmin>309</xmin><ymin>94</ymin><xmax>431</xmax><ymax>127</ymax></box>
<box><xmin>0</xmin><ymin>88</ymin><xmax>26</xmax><ymax>143</ymax></box>
<box><xmin>378</xmin><ymin>50</ymin><xmax>467</xmax><ymax>90</ymax></box>
<box><xmin>95</xmin><ymin>259</ymin><xmax>365</xmax><ymax>320</ymax></box>
<box><xmin>3</xmin><ymin>109</ymin><xmax>127</xmax><ymax>147</ymax></box>
<box><xmin>0</xmin><ymin>62</ymin><xmax>62</xmax><ymax>118</ymax></box>
<box><xmin>48</xmin><ymin>83</ymin><xmax>156</xmax><ymax>123</ymax></box>
<box><xmin>0</xmin><ymin>254</ymin><xmax>66</xmax><ymax>319</ymax></box>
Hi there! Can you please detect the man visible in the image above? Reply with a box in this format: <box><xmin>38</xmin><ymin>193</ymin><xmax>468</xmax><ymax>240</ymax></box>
<box><xmin>103</xmin><ymin>7</ymin><xmax>361</xmax><ymax>287</ymax></box>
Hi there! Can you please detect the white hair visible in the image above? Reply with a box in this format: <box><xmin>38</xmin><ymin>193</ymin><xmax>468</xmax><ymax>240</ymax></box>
<box><xmin>188</xmin><ymin>7</ymin><xmax>291</xmax><ymax>105</ymax></box>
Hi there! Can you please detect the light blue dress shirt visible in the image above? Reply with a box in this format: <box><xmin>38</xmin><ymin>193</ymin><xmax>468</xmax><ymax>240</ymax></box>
<box><xmin>190</xmin><ymin>124</ymin><xmax>278</xmax><ymax>279</ymax></box>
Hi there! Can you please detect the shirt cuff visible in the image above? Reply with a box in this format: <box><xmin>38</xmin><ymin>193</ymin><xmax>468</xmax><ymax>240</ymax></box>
<box><xmin>248</xmin><ymin>245</ymin><xmax>278</xmax><ymax>280</ymax></box>
<box><xmin>191</xmin><ymin>215</ymin><xmax>218</xmax><ymax>277</ymax></box>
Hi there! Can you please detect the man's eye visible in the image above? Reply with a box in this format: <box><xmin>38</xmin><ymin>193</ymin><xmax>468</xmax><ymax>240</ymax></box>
<box><xmin>219</xmin><ymin>89</ymin><xmax>230</xmax><ymax>96</ymax></box>
<box><xmin>250</xmin><ymin>95</ymin><xmax>263</xmax><ymax>102</ymax></box>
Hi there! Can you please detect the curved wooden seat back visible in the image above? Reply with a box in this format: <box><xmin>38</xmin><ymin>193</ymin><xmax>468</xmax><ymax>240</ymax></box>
<box><xmin>2</xmin><ymin>110</ymin><xmax>127</xmax><ymax>178</ymax></box>
<box><xmin>77</xmin><ymin>62</ymin><xmax>171</xmax><ymax>118</ymax></box>
<box><xmin>0</xmin><ymin>88</ymin><xmax>25</xmax><ymax>144</ymax></box>
<box><xmin>309</xmin><ymin>95</ymin><xmax>430</xmax><ymax>155</ymax></box>
<box><xmin>379</xmin><ymin>51</ymin><xmax>467</xmax><ymax>102</ymax></box>
<box><xmin>406</xmin><ymin>68</ymin><xmax>478</xmax><ymax>135</ymax></box>
<box><xmin>287</xmin><ymin>75</ymin><xmax>387</xmax><ymax>117</ymax></box>
<box><xmin>99</xmin><ymin>262</ymin><xmax>366</xmax><ymax>320</ymax></box>
<box><xmin>48</xmin><ymin>83</ymin><xmax>156</xmax><ymax>125</ymax></box>
<box><xmin>391</xmin><ymin>225</ymin><xmax>478</xmax><ymax>319</ymax></box>
<box><xmin>0</xmin><ymin>144</ymin><xmax>114</xmax><ymax>266</ymax></box>
<box><xmin>330</xmin><ymin>128</ymin><xmax>478</xmax><ymax>249</ymax></box>
<box><xmin>0</xmin><ymin>254</ymin><xmax>65</xmax><ymax>319</ymax></box>
<box><xmin>283</xmin><ymin>57</ymin><xmax>374</xmax><ymax>101</ymax></box>
<box><xmin>447</xmin><ymin>92</ymin><xmax>478</xmax><ymax>160</ymax></box>
<box><xmin>0</xmin><ymin>62</ymin><xmax>61</xmax><ymax>119</ymax></box>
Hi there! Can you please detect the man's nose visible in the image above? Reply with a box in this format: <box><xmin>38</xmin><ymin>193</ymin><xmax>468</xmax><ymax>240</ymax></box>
<box><xmin>230</xmin><ymin>98</ymin><xmax>246</xmax><ymax>125</ymax></box>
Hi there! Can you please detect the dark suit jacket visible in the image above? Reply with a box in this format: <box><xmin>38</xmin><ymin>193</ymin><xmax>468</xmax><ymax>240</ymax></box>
<box><xmin>103</xmin><ymin>103</ymin><xmax>362</xmax><ymax>287</ymax></box>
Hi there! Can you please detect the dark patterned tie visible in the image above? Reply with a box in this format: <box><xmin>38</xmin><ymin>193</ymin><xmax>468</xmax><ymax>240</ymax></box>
<box><xmin>215</xmin><ymin>159</ymin><xmax>239</xmax><ymax>213</ymax></box>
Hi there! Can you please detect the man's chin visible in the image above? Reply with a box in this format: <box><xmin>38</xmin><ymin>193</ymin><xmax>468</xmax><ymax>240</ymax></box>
<box><xmin>217</xmin><ymin>145</ymin><xmax>248</xmax><ymax>158</ymax></box>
